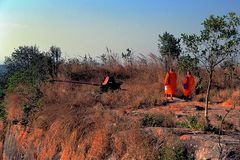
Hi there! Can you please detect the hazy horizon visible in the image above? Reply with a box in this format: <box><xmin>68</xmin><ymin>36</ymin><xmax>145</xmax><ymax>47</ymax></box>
<box><xmin>1</xmin><ymin>0</ymin><xmax>240</xmax><ymax>63</ymax></box>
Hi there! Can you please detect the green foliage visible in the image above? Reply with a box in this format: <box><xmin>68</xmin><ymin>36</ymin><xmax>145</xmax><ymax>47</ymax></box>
<box><xmin>20</xmin><ymin>117</ymin><xmax>28</xmax><ymax>126</ymax></box>
<box><xmin>216</xmin><ymin>113</ymin><xmax>235</xmax><ymax>131</ymax></box>
<box><xmin>0</xmin><ymin>87</ymin><xmax>4</xmax><ymax>98</ymax></box>
<box><xmin>158</xmin><ymin>143</ymin><xmax>189</xmax><ymax>160</ymax></box>
<box><xmin>141</xmin><ymin>114</ymin><xmax>175</xmax><ymax>128</ymax></box>
<box><xmin>6</xmin><ymin>70</ymin><xmax>40</xmax><ymax>92</ymax></box>
<box><xmin>23</xmin><ymin>104</ymin><xmax>32</xmax><ymax>116</ymax></box>
<box><xmin>141</xmin><ymin>114</ymin><xmax>164</xmax><ymax>127</ymax></box>
<box><xmin>0</xmin><ymin>66</ymin><xmax>7</xmax><ymax>91</ymax></box>
<box><xmin>177</xmin><ymin>54</ymin><xmax>199</xmax><ymax>74</ymax></box>
<box><xmin>12</xmin><ymin>118</ymin><xmax>19</xmax><ymax>125</ymax></box>
<box><xmin>181</xmin><ymin>12</ymin><xmax>240</xmax><ymax>73</ymax></box>
<box><xmin>5</xmin><ymin>46</ymin><xmax>52</xmax><ymax>91</ymax></box>
<box><xmin>158</xmin><ymin>32</ymin><xmax>181</xmax><ymax>59</ymax></box>
<box><xmin>3</xmin><ymin>46</ymin><xmax>50</xmax><ymax>124</ymax></box>
<box><xmin>181</xmin><ymin>12</ymin><xmax>240</xmax><ymax>126</ymax></box>
<box><xmin>221</xmin><ymin>60</ymin><xmax>238</xmax><ymax>87</ymax></box>
<box><xmin>215</xmin><ymin>114</ymin><xmax>223</xmax><ymax>121</ymax></box>
<box><xmin>49</xmin><ymin>46</ymin><xmax>62</xmax><ymax>77</ymax></box>
<box><xmin>0</xmin><ymin>102</ymin><xmax>7</xmax><ymax>120</ymax></box>
<box><xmin>177</xmin><ymin>115</ymin><xmax>205</xmax><ymax>131</ymax></box>
<box><xmin>195</xmin><ymin>77</ymin><xmax>203</xmax><ymax>94</ymax></box>
<box><xmin>20</xmin><ymin>87</ymin><xmax>43</xmax><ymax>109</ymax></box>
<box><xmin>221</xmin><ymin>60</ymin><xmax>236</xmax><ymax>75</ymax></box>
<box><xmin>158</xmin><ymin>32</ymin><xmax>181</xmax><ymax>70</ymax></box>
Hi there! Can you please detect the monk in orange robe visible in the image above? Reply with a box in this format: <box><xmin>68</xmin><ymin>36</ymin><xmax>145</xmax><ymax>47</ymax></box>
<box><xmin>182</xmin><ymin>71</ymin><xmax>195</xmax><ymax>100</ymax></box>
<box><xmin>164</xmin><ymin>68</ymin><xmax>177</xmax><ymax>100</ymax></box>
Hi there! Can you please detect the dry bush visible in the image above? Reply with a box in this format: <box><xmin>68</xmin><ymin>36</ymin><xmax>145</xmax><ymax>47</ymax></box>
<box><xmin>156</xmin><ymin>133</ymin><xmax>195</xmax><ymax>160</ymax></box>
<box><xmin>56</xmin><ymin>58</ymin><xmax>239</xmax><ymax>104</ymax></box>
<box><xmin>42</xmin><ymin>82</ymin><xmax>97</xmax><ymax>106</ymax></box>
<box><xmin>140</xmin><ymin>112</ymin><xmax>176</xmax><ymax>128</ymax></box>
<box><xmin>130</xmin><ymin>64</ymin><xmax>164</xmax><ymax>83</ymax></box>
<box><xmin>210</xmin><ymin>88</ymin><xmax>233</xmax><ymax>103</ymax></box>
<box><xmin>126</xmin><ymin>83</ymin><xmax>166</xmax><ymax>109</ymax></box>
<box><xmin>99</xmin><ymin>81</ymin><xmax>166</xmax><ymax>110</ymax></box>
<box><xmin>110</xmin><ymin>128</ymin><xmax>166</xmax><ymax>160</ymax></box>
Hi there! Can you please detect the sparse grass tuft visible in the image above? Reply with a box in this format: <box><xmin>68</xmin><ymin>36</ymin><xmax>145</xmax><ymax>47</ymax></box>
<box><xmin>158</xmin><ymin>144</ymin><xmax>188</xmax><ymax>160</ymax></box>
<box><xmin>0</xmin><ymin>101</ymin><xmax>7</xmax><ymax>120</ymax></box>
<box><xmin>156</xmin><ymin>135</ymin><xmax>194</xmax><ymax>160</ymax></box>
<box><xmin>176</xmin><ymin>115</ymin><xmax>205</xmax><ymax>131</ymax></box>
<box><xmin>141</xmin><ymin>113</ymin><xmax>175</xmax><ymax>128</ymax></box>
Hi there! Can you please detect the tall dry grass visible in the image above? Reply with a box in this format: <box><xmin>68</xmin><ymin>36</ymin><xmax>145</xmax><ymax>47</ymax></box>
<box><xmin>6</xmin><ymin>54</ymin><xmax>239</xmax><ymax>159</ymax></box>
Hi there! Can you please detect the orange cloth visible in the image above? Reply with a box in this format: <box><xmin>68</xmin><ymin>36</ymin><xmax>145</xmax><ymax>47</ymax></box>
<box><xmin>182</xmin><ymin>75</ymin><xmax>195</xmax><ymax>96</ymax></box>
<box><xmin>164</xmin><ymin>71</ymin><xmax>177</xmax><ymax>95</ymax></box>
<box><xmin>102</xmin><ymin>76</ymin><xmax>109</xmax><ymax>85</ymax></box>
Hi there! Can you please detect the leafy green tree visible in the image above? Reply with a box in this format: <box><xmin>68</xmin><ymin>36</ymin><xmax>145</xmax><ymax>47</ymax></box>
<box><xmin>221</xmin><ymin>60</ymin><xmax>238</xmax><ymax>87</ymax></box>
<box><xmin>178</xmin><ymin>54</ymin><xmax>199</xmax><ymax>74</ymax></box>
<box><xmin>182</xmin><ymin>12</ymin><xmax>240</xmax><ymax>127</ymax></box>
<box><xmin>5</xmin><ymin>46</ymin><xmax>50</xmax><ymax>90</ymax></box>
<box><xmin>4</xmin><ymin>46</ymin><xmax>51</xmax><ymax>124</ymax></box>
<box><xmin>49</xmin><ymin>46</ymin><xmax>62</xmax><ymax>77</ymax></box>
<box><xmin>178</xmin><ymin>54</ymin><xmax>203</xmax><ymax>94</ymax></box>
<box><xmin>158</xmin><ymin>32</ymin><xmax>181</xmax><ymax>71</ymax></box>
<box><xmin>0</xmin><ymin>66</ymin><xmax>7</xmax><ymax>96</ymax></box>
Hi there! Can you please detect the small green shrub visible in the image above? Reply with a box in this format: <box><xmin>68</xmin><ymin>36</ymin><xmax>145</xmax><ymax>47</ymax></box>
<box><xmin>215</xmin><ymin>114</ymin><xmax>234</xmax><ymax>130</ymax></box>
<box><xmin>0</xmin><ymin>88</ymin><xmax>4</xmax><ymax>98</ymax></box>
<box><xmin>0</xmin><ymin>102</ymin><xmax>7</xmax><ymax>120</ymax></box>
<box><xmin>137</xmin><ymin>95</ymin><xmax>168</xmax><ymax>109</ymax></box>
<box><xmin>141</xmin><ymin>114</ymin><xmax>175</xmax><ymax>128</ymax></box>
<box><xmin>158</xmin><ymin>143</ymin><xmax>189</xmax><ymax>160</ymax></box>
<box><xmin>222</xmin><ymin>121</ymin><xmax>234</xmax><ymax>130</ymax></box>
<box><xmin>195</xmin><ymin>77</ymin><xmax>203</xmax><ymax>94</ymax></box>
<box><xmin>176</xmin><ymin>115</ymin><xmax>205</xmax><ymax>131</ymax></box>
<box><xmin>141</xmin><ymin>114</ymin><xmax>164</xmax><ymax>127</ymax></box>
<box><xmin>215</xmin><ymin>114</ymin><xmax>223</xmax><ymax>121</ymax></box>
<box><xmin>137</xmin><ymin>96</ymin><xmax>157</xmax><ymax>109</ymax></box>
<box><xmin>21</xmin><ymin>117</ymin><xmax>28</xmax><ymax>126</ymax></box>
<box><xmin>23</xmin><ymin>104</ymin><xmax>33</xmax><ymax>116</ymax></box>
<box><xmin>12</xmin><ymin>118</ymin><xmax>19</xmax><ymax>125</ymax></box>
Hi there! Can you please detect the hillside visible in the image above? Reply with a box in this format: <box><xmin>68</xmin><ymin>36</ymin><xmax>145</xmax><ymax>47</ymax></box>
<box><xmin>0</xmin><ymin>71</ymin><xmax>239</xmax><ymax>159</ymax></box>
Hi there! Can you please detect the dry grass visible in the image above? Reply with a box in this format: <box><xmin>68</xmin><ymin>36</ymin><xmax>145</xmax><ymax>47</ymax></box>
<box><xmin>34</xmin><ymin>65</ymin><xmax>240</xmax><ymax>159</ymax></box>
<box><xmin>3</xmin><ymin>61</ymin><xmax>240</xmax><ymax>159</ymax></box>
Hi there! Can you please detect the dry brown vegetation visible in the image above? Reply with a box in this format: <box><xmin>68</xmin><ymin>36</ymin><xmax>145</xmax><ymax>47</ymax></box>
<box><xmin>2</xmin><ymin>60</ymin><xmax>240</xmax><ymax>159</ymax></box>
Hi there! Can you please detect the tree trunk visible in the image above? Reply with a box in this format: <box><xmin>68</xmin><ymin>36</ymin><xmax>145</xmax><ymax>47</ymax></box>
<box><xmin>205</xmin><ymin>70</ymin><xmax>213</xmax><ymax>128</ymax></box>
<box><xmin>164</xmin><ymin>58</ymin><xmax>168</xmax><ymax>72</ymax></box>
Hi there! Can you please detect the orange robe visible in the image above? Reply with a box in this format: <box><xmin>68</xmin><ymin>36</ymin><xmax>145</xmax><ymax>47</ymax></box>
<box><xmin>164</xmin><ymin>71</ymin><xmax>177</xmax><ymax>95</ymax></box>
<box><xmin>182</xmin><ymin>75</ymin><xmax>195</xmax><ymax>96</ymax></box>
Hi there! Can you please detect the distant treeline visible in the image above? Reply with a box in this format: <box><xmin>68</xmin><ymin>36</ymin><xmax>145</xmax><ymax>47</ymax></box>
<box><xmin>0</xmin><ymin>65</ymin><xmax>6</xmax><ymax>74</ymax></box>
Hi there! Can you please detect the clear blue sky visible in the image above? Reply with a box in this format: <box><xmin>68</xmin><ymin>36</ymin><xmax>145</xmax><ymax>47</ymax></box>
<box><xmin>0</xmin><ymin>0</ymin><xmax>240</xmax><ymax>63</ymax></box>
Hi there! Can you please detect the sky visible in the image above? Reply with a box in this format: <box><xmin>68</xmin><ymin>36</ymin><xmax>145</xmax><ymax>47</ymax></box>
<box><xmin>0</xmin><ymin>0</ymin><xmax>240</xmax><ymax>63</ymax></box>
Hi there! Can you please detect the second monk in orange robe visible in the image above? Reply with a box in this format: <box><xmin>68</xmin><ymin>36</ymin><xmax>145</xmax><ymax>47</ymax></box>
<box><xmin>182</xmin><ymin>71</ymin><xmax>195</xmax><ymax>100</ymax></box>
